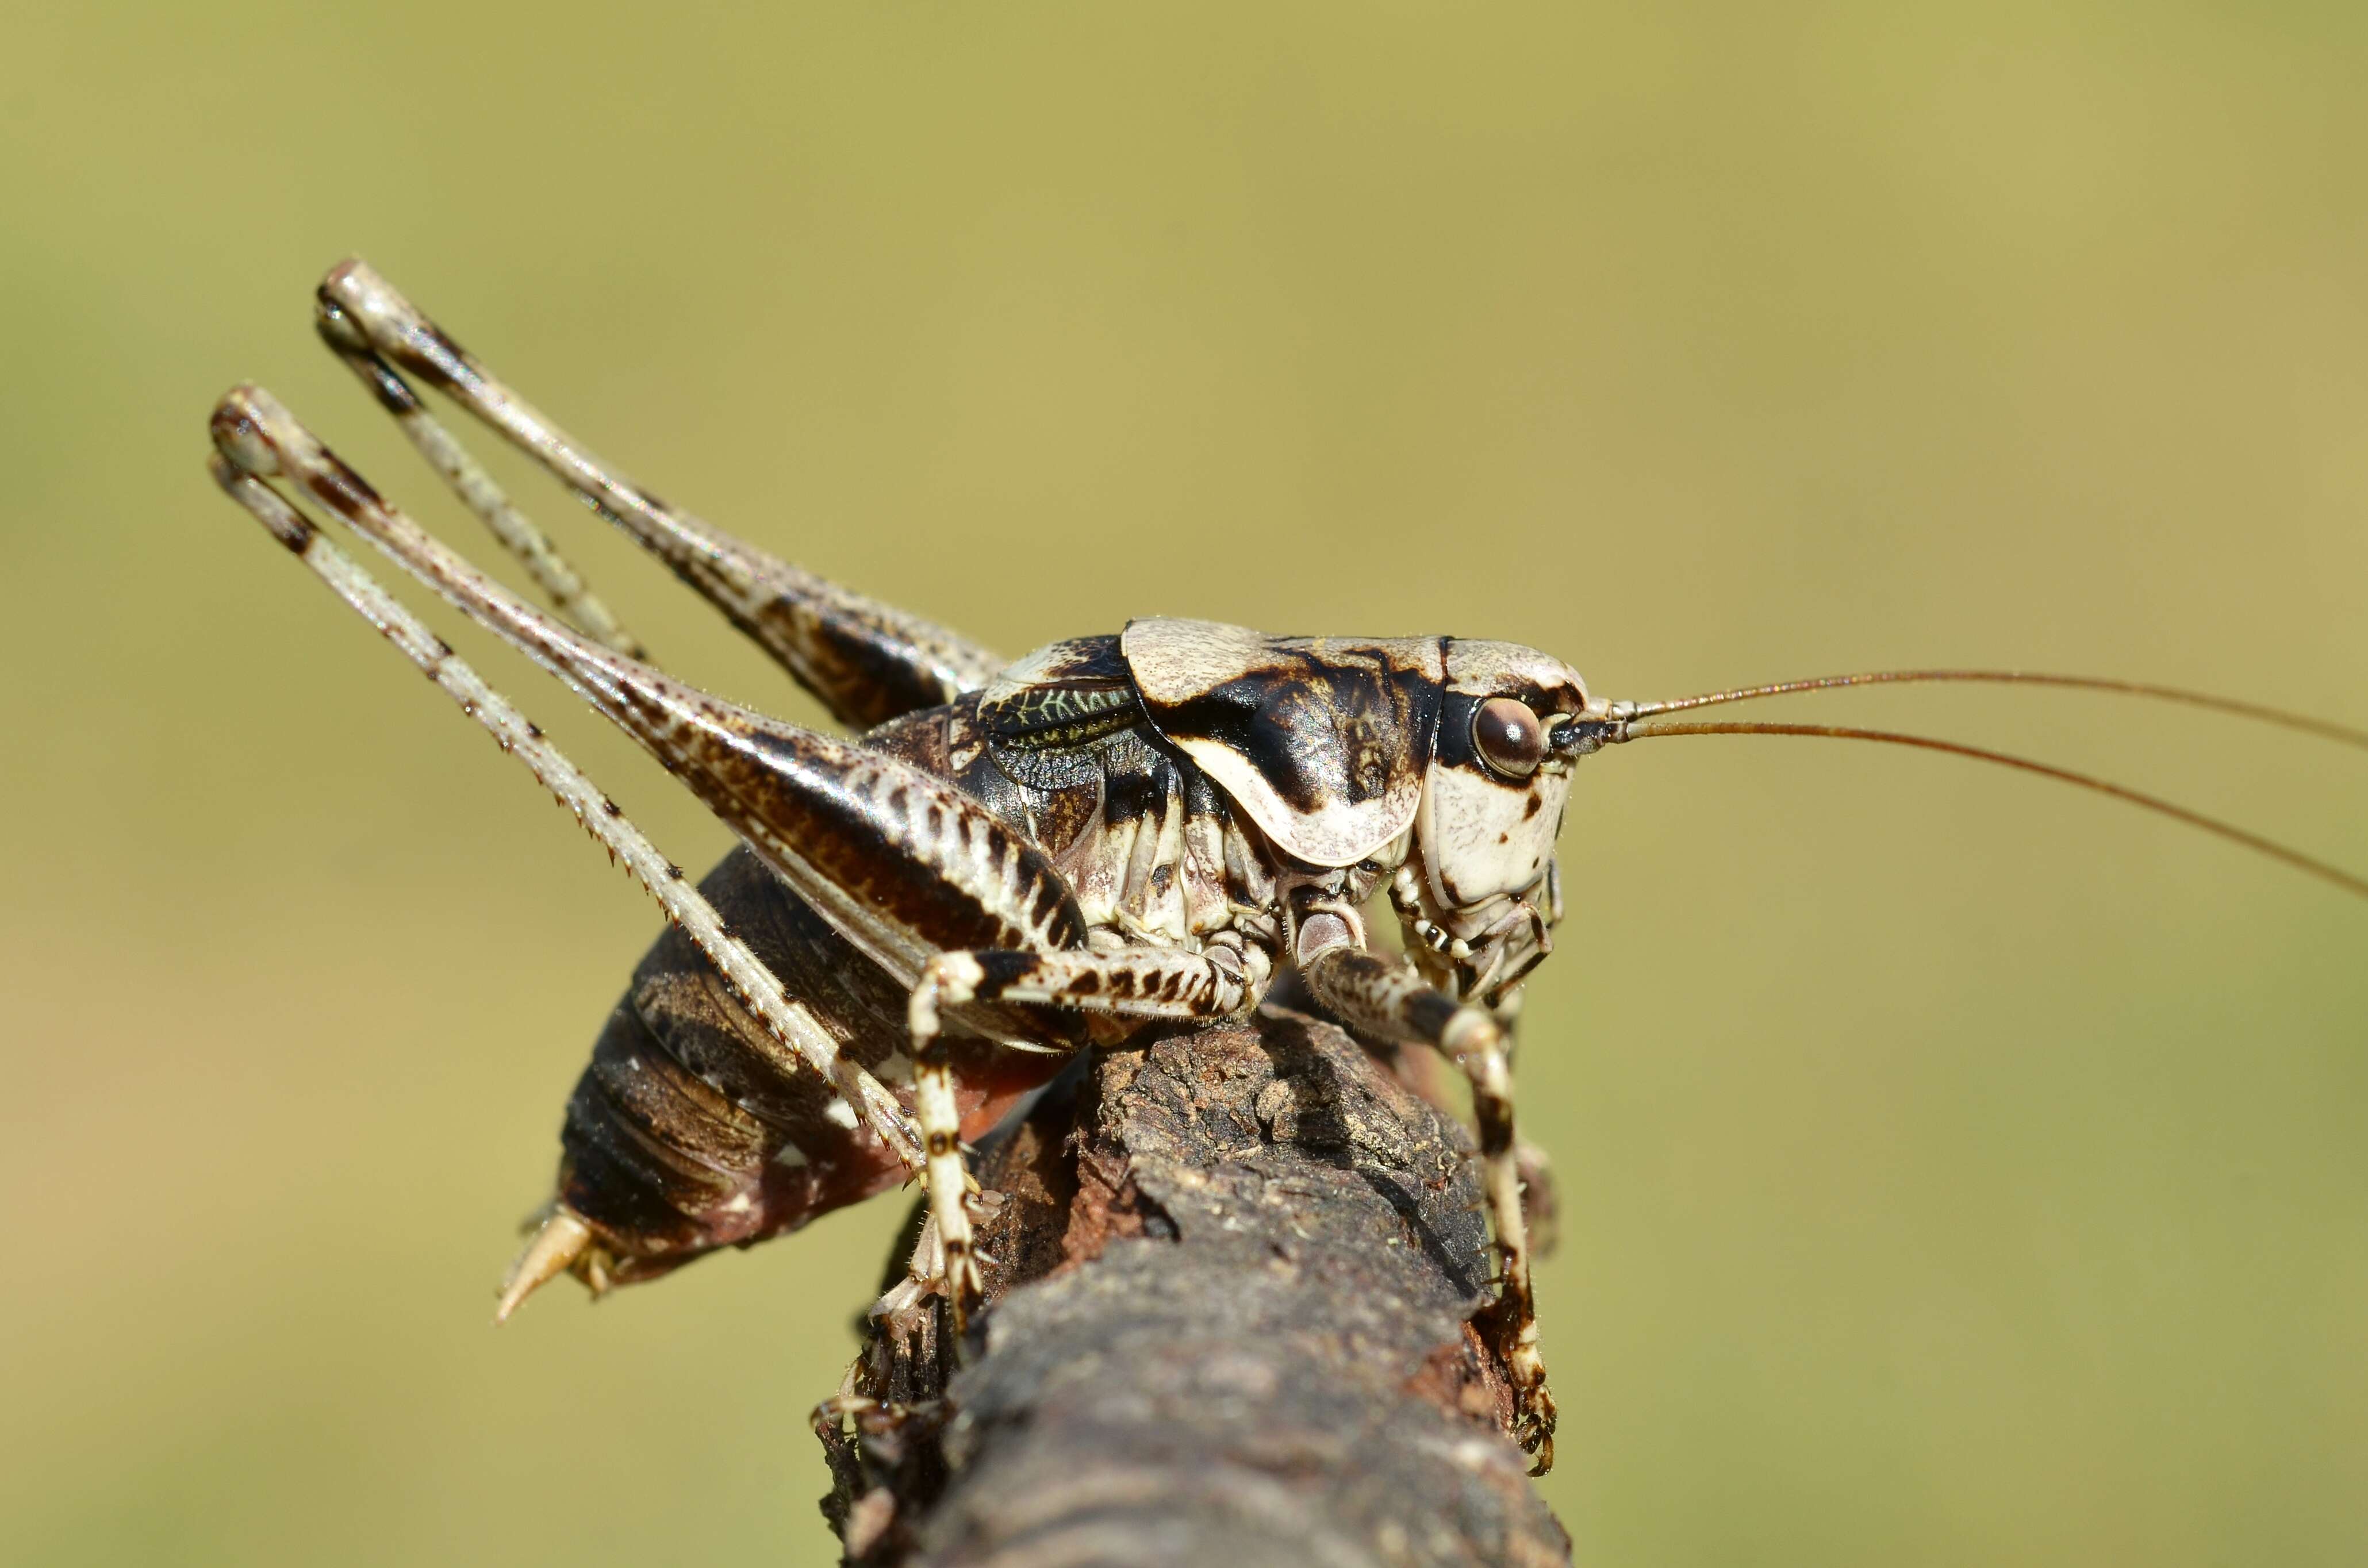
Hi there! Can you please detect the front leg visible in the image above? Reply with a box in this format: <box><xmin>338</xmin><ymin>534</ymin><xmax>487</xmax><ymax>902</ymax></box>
<box><xmin>1298</xmin><ymin>939</ymin><xmax>1557</xmax><ymax>1474</ymax></box>
<box><xmin>907</xmin><ymin>944</ymin><xmax>1266</xmax><ymax>1331</ymax></box>
<box><xmin>1379</xmin><ymin>1031</ymin><xmax>1561</xmax><ymax>1262</ymax></box>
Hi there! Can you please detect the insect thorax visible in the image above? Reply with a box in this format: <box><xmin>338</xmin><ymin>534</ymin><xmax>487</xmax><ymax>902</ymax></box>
<box><xmin>870</xmin><ymin>635</ymin><xmax>1288</xmax><ymax>961</ymax></box>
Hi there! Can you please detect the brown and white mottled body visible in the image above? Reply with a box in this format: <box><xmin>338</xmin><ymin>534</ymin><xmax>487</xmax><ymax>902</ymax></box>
<box><xmin>208</xmin><ymin>263</ymin><xmax>1682</xmax><ymax>1476</ymax></box>
<box><xmin>212</xmin><ymin>258</ymin><xmax>2368</xmax><ymax>1482</ymax></box>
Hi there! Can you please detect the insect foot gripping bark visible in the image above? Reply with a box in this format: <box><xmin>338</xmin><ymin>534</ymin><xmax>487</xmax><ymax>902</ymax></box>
<box><xmin>211</xmin><ymin>258</ymin><xmax>2368</xmax><ymax>1486</ymax></box>
<box><xmin>813</xmin><ymin>1012</ymin><xmax>1575</xmax><ymax>1567</ymax></box>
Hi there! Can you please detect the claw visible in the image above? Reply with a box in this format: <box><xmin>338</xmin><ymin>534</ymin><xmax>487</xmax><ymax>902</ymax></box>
<box><xmin>495</xmin><ymin>1207</ymin><xmax>596</xmax><ymax>1323</ymax></box>
<box><xmin>1516</xmin><ymin>1377</ymin><xmax>1560</xmax><ymax>1475</ymax></box>
<box><xmin>935</xmin><ymin>1251</ymin><xmax>987</xmax><ymax>1339</ymax></box>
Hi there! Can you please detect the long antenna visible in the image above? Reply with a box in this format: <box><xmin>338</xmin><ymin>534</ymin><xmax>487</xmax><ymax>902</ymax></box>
<box><xmin>1614</xmin><ymin>719</ymin><xmax>2368</xmax><ymax>900</ymax></box>
<box><xmin>1624</xmin><ymin>670</ymin><xmax>2368</xmax><ymax>751</ymax></box>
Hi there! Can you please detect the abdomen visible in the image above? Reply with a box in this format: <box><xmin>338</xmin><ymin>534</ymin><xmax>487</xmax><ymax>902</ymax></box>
<box><xmin>550</xmin><ymin>698</ymin><xmax>1078</xmax><ymax>1286</ymax></box>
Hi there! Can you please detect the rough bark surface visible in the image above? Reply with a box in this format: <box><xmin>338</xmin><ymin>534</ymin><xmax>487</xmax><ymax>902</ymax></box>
<box><xmin>816</xmin><ymin>1007</ymin><xmax>1571</xmax><ymax>1568</ymax></box>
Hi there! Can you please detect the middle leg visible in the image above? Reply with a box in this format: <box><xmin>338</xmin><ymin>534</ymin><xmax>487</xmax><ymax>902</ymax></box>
<box><xmin>906</xmin><ymin>943</ymin><xmax>1271</xmax><ymax>1328</ymax></box>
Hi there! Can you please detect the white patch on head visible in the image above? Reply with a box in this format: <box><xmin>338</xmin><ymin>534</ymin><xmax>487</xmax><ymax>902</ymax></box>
<box><xmin>1419</xmin><ymin>637</ymin><xmax>1587</xmax><ymax>923</ymax></box>
<box><xmin>1418</xmin><ymin>764</ymin><xmax>1571</xmax><ymax>920</ymax></box>
<box><xmin>773</xmin><ymin>1144</ymin><xmax>812</xmax><ymax>1169</ymax></box>
<box><xmin>823</xmin><ymin>1097</ymin><xmax>859</xmax><ymax>1131</ymax></box>
<box><xmin>721</xmin><ymin>1192</ymin><xmax>754</xmax><ymax>1214</ymax></box>
<box><xmin>1443</xmin><ymin>640</ymin><xmax>1589</xmax><ymax>706</ymax></box>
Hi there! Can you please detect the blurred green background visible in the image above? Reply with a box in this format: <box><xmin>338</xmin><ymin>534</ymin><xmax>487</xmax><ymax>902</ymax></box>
<box><xmin>5</xmin><ymin>3</ymin><xmax>2365</xmax><ymax>1563</ymax></box>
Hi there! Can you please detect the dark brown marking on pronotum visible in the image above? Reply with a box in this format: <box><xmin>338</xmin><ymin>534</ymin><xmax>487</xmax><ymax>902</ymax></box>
<box><xmin>1120</xmin><ymin>620</ymin><xmax>1450</xmax><ymax>867</ymax></box>
<box><xmin>1152</xmin><ymin>648</ymin><xmax>1442</xmax><ymax>811</ymax></box>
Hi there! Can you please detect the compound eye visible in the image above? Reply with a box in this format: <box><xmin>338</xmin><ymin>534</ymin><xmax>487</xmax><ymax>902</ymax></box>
<box><xmin>1473</xmin><ymin>697</ymin><xmax>1545</xmax><ymax>780</ymax></box>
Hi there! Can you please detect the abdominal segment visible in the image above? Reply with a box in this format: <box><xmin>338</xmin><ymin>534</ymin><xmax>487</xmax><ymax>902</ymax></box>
<box><xmin>551</xmin><ymin>845</ymin><xmax>1068</xmax><ymax>1284</ymax></box>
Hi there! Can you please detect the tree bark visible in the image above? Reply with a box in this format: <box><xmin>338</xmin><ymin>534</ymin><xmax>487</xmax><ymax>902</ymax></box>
<box><xmin>815</xmin><ymin>1007</ymin><xmax>1571</xmax><ymax>1568</ymax></box>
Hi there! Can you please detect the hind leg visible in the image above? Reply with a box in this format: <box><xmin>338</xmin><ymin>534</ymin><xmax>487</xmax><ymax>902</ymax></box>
<box><xmin>209</xmin><ymin>456</ymin><xmax>926</xmax><ymax>1317</ymax></box>
<box><xmin>311</xmin><ymin>259</ymin><xmax>1001</xmax><ymax>727</ymax></box>
<box><xmin>216</xmin><ymin>387</ymin><xmax>1116</xmax><ymax>1316</ymax></box>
